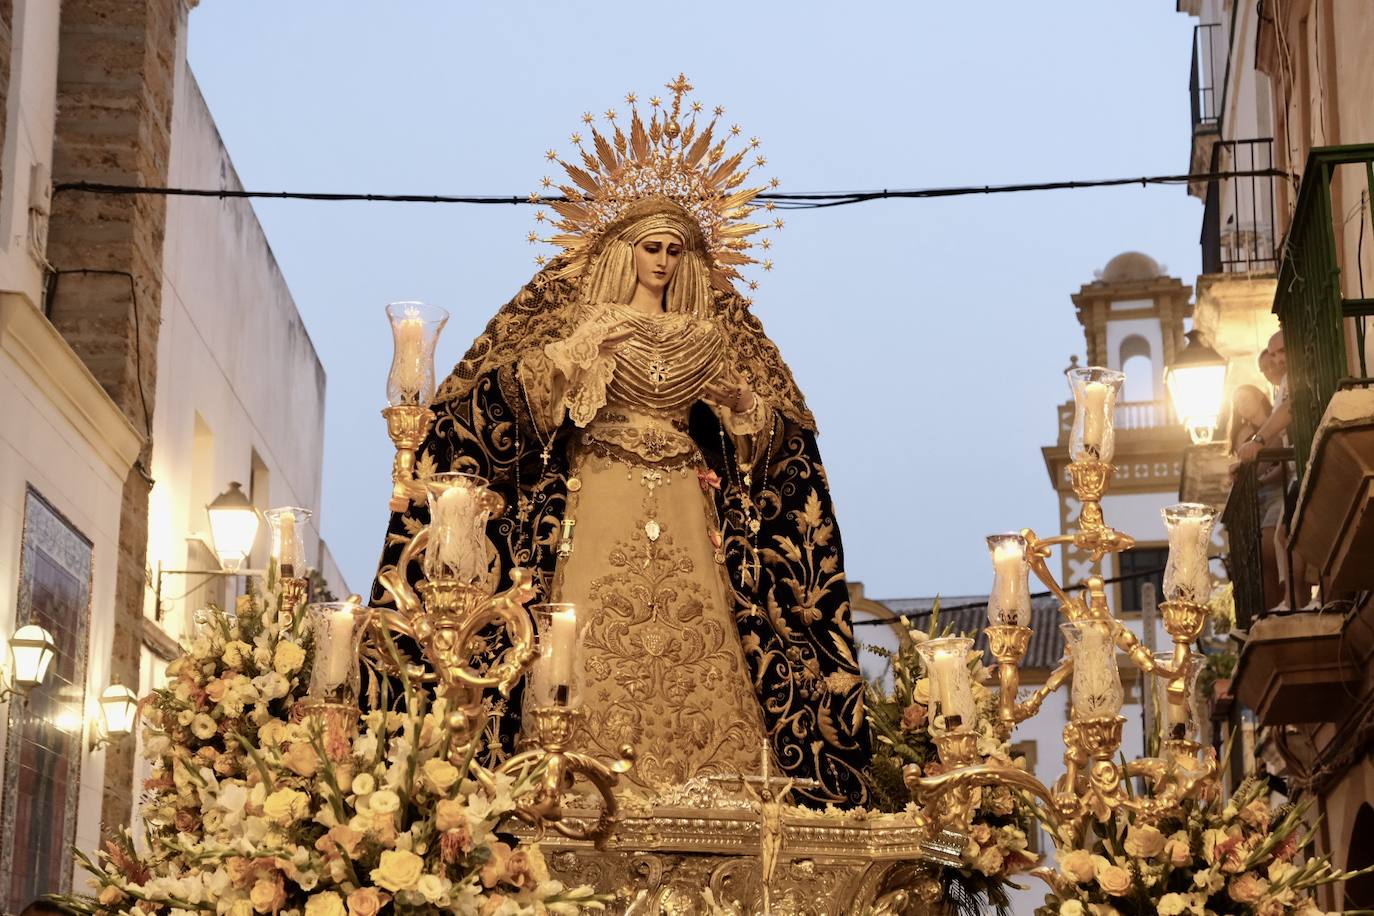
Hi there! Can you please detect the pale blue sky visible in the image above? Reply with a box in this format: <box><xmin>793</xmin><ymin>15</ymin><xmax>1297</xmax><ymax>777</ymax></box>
<box><xmin>187</xmin><ymin>2</ymin><xmax>1202</xmax><ymax>600</ymax></box>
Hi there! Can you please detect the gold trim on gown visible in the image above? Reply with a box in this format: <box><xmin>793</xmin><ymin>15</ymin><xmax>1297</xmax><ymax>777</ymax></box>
<box><xmin>528</xmin><ymin>303</ymin><xmax>770</xmax><ymax>794</ymax></box>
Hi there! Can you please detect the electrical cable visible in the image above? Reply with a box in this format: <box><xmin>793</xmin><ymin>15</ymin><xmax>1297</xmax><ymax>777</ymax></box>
<box><xmin>51</xmin><ymin>168</ymin><xmax>1291</xmax><ymax>212</ymax></box>
<box><xmin>851</xmin><ymin>563</ymin><xmax>1188</xmax><ymax>626</ymax></box>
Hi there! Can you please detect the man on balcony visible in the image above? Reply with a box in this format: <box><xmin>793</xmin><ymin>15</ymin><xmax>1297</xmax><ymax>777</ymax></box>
<box><xmin>1232</xmin><ymin>330</ymin><xmax>1310</xmax><ymax>610</ymax></box>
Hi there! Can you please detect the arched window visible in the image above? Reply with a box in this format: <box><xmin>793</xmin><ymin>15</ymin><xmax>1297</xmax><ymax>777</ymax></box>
<box><xmin>1119</xmin><ymin>335</ymin><xmax>1154</xmax><ymax>401</ymax></box>
<box><xmin>1346</xmin><ymin>803</ymin><xmax>1374</xmax><ymax>909</ymax></box>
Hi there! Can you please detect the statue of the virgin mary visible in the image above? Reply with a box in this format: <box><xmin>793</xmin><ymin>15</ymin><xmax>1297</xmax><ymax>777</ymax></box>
<box><xmin>372</xmin><ymin>76</ymin><xmax>870</xmax><ymax>806</ymax></box>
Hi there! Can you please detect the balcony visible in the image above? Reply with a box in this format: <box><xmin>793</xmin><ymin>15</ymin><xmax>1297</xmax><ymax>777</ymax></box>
<box><xmin>1227</xmin><ymin>146</ymin><xmax>1374</xmax><ymax>733</ymax></box>
<box><xmin>1189</xmin><ymin>23</ymin><xmax>1222</xmax><ymax>133</ymax></box>
<box><xmin>1273</xmin><ymin>145</ymin><xmax>1374</xmax><ymax>474</ymax></box>
<box><xmin>1187</xmin><ymin>23</ymin><xmax>1224</xmax><ymax>187</ymax></box>
<box><xmin>1201</xmin><ymin>139</ymin><xmax>1278</xmax><ymax>274</ymax></box>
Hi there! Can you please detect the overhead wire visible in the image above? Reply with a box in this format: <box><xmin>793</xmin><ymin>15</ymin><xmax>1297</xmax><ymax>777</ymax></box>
<box><xmin>52</xmin><ymin>168</ymin><xmax>1290</xmax><ymax>212</ymax></box>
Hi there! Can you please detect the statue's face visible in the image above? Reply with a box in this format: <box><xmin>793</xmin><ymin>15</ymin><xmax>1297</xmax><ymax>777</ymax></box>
<box><xmin>632</xmin><ymin>233</ymin><xmax>683</xmax><ymax>296</ymax></box>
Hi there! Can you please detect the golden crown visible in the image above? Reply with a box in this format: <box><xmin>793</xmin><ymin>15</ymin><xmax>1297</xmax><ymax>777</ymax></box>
<box><xmin>529</xmin><ymin>74</ymin><xmax>782</xmax><ymax>294</ymax></box>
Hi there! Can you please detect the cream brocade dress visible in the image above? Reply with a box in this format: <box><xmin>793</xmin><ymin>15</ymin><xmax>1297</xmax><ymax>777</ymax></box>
<box><xmin>529</xmin><ymin>302</ymin><xmax>769</xmax><ymax>793</ymax></box>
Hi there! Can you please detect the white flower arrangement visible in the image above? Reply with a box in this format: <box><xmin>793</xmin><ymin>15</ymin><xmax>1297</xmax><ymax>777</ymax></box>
<box><xmin>59</xmin><ymin>580</ymin><xmax>603</xmax><ymax>916</ymax></box>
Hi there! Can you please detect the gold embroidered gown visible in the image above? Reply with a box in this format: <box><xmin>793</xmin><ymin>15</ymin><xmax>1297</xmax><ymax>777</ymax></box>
<box><xmin>528</xmin><ymin>302</ymin><xmax>770</xmax><ymax>793</ymax></box>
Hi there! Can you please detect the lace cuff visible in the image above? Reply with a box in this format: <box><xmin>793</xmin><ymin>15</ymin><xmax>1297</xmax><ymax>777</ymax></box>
<box><xmin>719</xmin><ymin>394</ymin><xmax>772</xmax><ymax>437</ymax></box>
<box><xmin>543</xmin><ymin>314</ymin><xmax>618</xmax><ymax>427</ymax></box>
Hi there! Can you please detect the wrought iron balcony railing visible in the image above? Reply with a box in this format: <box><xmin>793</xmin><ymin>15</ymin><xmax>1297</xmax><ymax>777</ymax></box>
<box><xmin>1273</xmin><ymin>145</ymin><xmax>1374</xmax><ymax>473</ymax></box>
<box><xmin>1190</xmin><ymin>23</ymin><xmax>1223</xmax><ymax>132</ymax></box>
<box><xmin>1221</xmin><ymin>450</ymin><xmax>1291</xmax><ymax>628</ymax></box>
<box><xmin>1201</xmin><ymin>139</ymin><xmax>1278</xmax><ymax>274</ymax></box>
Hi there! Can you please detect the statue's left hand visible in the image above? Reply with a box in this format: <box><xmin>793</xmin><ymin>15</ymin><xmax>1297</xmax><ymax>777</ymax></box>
<box><xmin>704</xmin><ymin>378</ymin><xmax>756</xmax><ymax>413</ymax></box>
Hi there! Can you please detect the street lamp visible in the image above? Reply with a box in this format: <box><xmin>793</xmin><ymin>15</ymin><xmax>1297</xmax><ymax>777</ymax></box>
<box><xmin>3</xmin><ymin>624</ymin><xmax>57</xmax><ymax>700</ymax></box>
<box><xmin>99</xmin><ymin>684</ymin><xmax>139</xmax><ymax>739</ymax></box>
<box><xmin>1166</xmin><ymin>330</ymin><xmax>1228</xmax><ymax>445</ymax></box>
<box><xmin>207</xmin><ymin>481</ymin><xmax>260</xmax><ymax>572</ymax></box>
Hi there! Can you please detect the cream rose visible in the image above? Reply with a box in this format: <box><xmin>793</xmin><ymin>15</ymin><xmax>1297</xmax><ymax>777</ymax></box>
<box><xmin>416</xmin><ymin>874</ymin><xmax>447</xmax><ymax>903</ymax></box>
<box><xmin>1124</xmin><ymin>824</ymin><xmax>1166</xmax><ymax>858</ymax></box>
<box><xmin>303</xmin><ymin>892</ymin><xmax>346</xmax><ymax>916</ymax></box>
<box><xmin>1157</xmin><ymin>895</ymin><xmax>1189</xmax><ymax>916</ymax></box>
<box><xmin>262</xmin><ymin>787</ymin><xmax>309</xmax><ymax>824</ymax></box>
<box><xmin>370</xmin><ymin>849</ymin><xmax>424</xmax><ymax>892</ymax></box>
<box><xmin>351</xmin><ymin>773</ymin><xmax>376</xmax><ymax>796</ymax></box>
<box><xmin>1059</xmin><ymin>902</ymin><xmax>1085</xmax><ymax>916</ymax></box>
<box><xmin>913</xmin><ymin>678</ymin><xmax>932</xmax><ymax>706</ymax></box>
<box><xmin>1164</xmin><ymin>831</ymin><xmax>1192</xmax><ymax>868</ymax></box>
<box><xmin>1096</xmin><ymin>864</ymin><xmax>1132</xmax><ymax>896</ymax></box>
<box><xmin>227</xmin><ymin>900</ymin><xmax>254</xmax><ymax>916</ymax></box>
<box><xmin>421</xmin><ymin>758</ymin><xmax>460</xmax><ymax>794</ymax></box>
<box><xmin>282</xmin><ymin>741</ymin><xmax>319</xmax><ymax>777</ymax></box>
<box><xmin>273</xmin><ymin>640</ymin><xmax>307</xmax><ymax>675</ymax></box>
<box><xmin>346</xmin><ymin>887</ymin><xmax>388</xmax><ymax>916</ymax></box>
<box><xmin>436</xmin><ymin>798</ymin><xmax>466</xmax><ymax>832</ymax></box>
<box><xmin>1059</xmin><ymin>849</ymin><xmax>1095</xmax><ymax>884</ymax></box>
<box><xmin>250</xmin><ymin>878</ymin><xmax>284</xmax><ymax>914</ymax></box>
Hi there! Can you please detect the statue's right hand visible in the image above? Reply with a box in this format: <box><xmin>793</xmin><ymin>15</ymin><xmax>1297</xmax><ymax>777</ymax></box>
<box><xmin>598</xmin><ymin>321</ymin><xmax>634</xmax><ymax>355</ymax></box>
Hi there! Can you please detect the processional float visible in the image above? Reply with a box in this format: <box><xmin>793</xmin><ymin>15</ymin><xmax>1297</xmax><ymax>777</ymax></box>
<box><xmin>261</xmin><ymin>294</ymin><xmax>1223</xmax><ymax>914</ymax></box>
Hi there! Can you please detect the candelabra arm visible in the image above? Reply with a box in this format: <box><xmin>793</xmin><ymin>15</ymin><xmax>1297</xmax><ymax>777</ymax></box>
<box><xmin>1111</xmin><ymin>621</ymin><xmax>1194</xmax><ymax>682</ymax></box>
<box><xmin>382</xmin><ymin>405</ymin><xmax>435</xmax><ymax>513</ymax></box>
<box><xmin>906</xmin><ymin>762</ymin><xmax>1064</xmax><ymax>834</ymax></box>
<box><xmin>494</xmin><ymin>707</ymin><xmax>635</xmax><ymax>848</ymax></box>
<box><xmin>1013</xmin><ymin>654</ymin><xmax>1073</xmax><ymax>723</ymax></box>
<box><xmin>444</xmin><ymin>567</ymin><xmax>539</xmax><ymax>698</ymax></box>
<box><xmin>376</xmin><ymin>526</ymin><xmax>429</xmax><ymax>618</ymax></box>
<box><xmin>1021</xmin><ymin>529</ymin><xmax>1088</xmax><ymax>617</ymax></box>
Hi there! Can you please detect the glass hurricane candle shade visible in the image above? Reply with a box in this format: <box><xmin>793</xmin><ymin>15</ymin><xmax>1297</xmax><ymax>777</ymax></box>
<box><xmin>265</xmin><ymin>506</ymin><xmax>312</xmax><ymax>579</ymax></box>
<box><xmin>985</xmin><ymin>533</ymin><xmax>1032</xmax><ymax>627</ymax></box>
<box><xmin>529</xmin><ymin>603</ymin><xmax>583</xmax><ymax>707</ymax></box>
<box><xmin>1151</xmin><ymin>652</ymin><xmax>1203</xmax><ymax>745</ymax></box>
<box><xmin>386</xmin><ymin>301</ymin><xmax>448</xmax><ymax>407</ymax></box>
<box><xmin>1066</xmin><ymin>367</ymin><xmax>1126</xmax><ymax>464</ymax></box>
<box><xmin>423</xmin><ymin>473</ymin><xmax>496</xmax><ymax>586</ymax></box>
<box><xmin>306</xmin><ymin>602</ymin><xmax>374</xmax><ymax>705</ymax></box>
<box><xmin>1162</xmin><ymin>503</ymin><xmax>1217</xmax><ymax>604</ymax></box>
<box><xmin>1061</xmin><ymin>619</ymin><xmax>1124</xmax><ymax>720</ymax></box>
<box><xmin>915</xmin><ymin>637</ymin><xmax>978</xmax><ymax>730</ymax></box>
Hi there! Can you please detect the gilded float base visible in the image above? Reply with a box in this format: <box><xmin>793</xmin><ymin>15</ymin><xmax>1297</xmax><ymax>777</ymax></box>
<box><xmin>516</xmin><ymin>788</ymin><xmax>962</xmax><ymax>915</ymax></box>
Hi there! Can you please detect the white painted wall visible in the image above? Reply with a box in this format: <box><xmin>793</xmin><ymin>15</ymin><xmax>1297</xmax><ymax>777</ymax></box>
<box><xmin>148</xmin><ymin>22</ymin><xmax>346</xmax><ymax>651</ymax></box>
<box><xmin>0</xmin><ymin>0</ymin><xmax>148</xmax><ymax>896</ymax></box>
<box><xmin>0</xmin><ymin>0</ymin><xmax>60</xmax><ymax>300</ymax></box>
<box><xmin>1103</xmin><ymin>314</ymin><xmax>1165</xmax><ymax>400</ymax></box>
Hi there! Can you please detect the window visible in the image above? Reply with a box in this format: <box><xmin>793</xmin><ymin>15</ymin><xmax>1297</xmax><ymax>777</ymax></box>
<box><xmin>1119</xmin><ymin>334</ymin><xmax>1155</xmax><ymax>402</ymax></box>
<box><xmin>1118</xmin><ymin>546</ymin><xmax>1168</xmax><ymax>613</ymax></box>
<box><xmin>1</xmin><ymin>489</ymin><xmax>92</xmax><ymax>910</ymax></box>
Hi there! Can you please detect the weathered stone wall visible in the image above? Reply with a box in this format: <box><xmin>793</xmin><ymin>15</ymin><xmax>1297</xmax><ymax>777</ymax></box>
<box><xmin>44</xmin><ymin>0</ymin><xmax>181</xmax><ymax>836</ymax></box>
<box><xmin>0</xmin><ymin>0</ymin><xmax>13</xmax><ymax>205</ymax></box>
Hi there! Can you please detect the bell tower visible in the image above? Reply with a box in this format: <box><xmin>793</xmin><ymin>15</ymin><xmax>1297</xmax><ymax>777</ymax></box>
<box><xmin>1043</xmin><ymin>252</ymin><xmax>1194</xmax><ymax>608</ymax></box>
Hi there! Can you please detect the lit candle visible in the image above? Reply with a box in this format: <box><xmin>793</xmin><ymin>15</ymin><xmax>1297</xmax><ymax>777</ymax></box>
<box><xmin>393</xmin><ymin>308</ymin><xmax>426</xmax><ymax>402</ymax></box>
<box><xmin>1081</xmin><ymin>381</ymin><xmax>1109</xmax><ymax>456</ymax></box>
<box><xmin>278</xmin><ymin>511</ymin><xmax>299</xmax><ymax>578</ymax></box>
<box><xmin>1168</xmin><ymin>515</ymin><xmax>1212</xmax><ymax>603</ymax></box>
<box><xmin>432</xmin><ymin>484</ymin><xmax>479</xmax><ymax>581</ymax></box>
<box><xmin>988</xmin><ymin>537</ymin><xmax>1030</xmax><ymax>627</ymax></box>
<box><xmin>322</xmin><ymin>606</ymin><xmax>356</xmax><ymax>688</ymax></box>
<box><xmin>1067</xmin><ymin>620</ymin><xmax>1124</xmax><ymax>719</ymax></box>
<box><xmin>549</xmin><ymin>606</ymin><xmax>578</xmax><ymax>697</ymax></box>
<box><xmin>932</xmin><ymin>647</ymin><xmax>961</xmax><ymax>723</ymax></box>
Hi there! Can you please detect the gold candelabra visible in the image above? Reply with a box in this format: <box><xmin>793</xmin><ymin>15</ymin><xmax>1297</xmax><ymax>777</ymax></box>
<box><xmin>359</xmin><ymin>302</ymin><xmax>632</xmax><ymax>845</ymax></box>
<box><xmin>904</xmin><ymin>366</ymin><xmax>1220</xmax><ymax>852</ymax></box>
